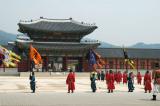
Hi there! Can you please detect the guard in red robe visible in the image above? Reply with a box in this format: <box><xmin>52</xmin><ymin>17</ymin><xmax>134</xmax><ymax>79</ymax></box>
<box><xmin>114</xmin><ymin>72</ymin><xmax>118</xmax><ymax>83</ymax></box>
<box><xmin>137</xmin><ymin>72</ymin><xmax>142</xmax><ymax>85</ymax></box>
<box><xmin>123</xmin><ymin>71</ymin><xmax>128</xmax><ymax>84</ymax></box>
<box><xmin>144</xmin><ymin>71</ymin><xmax>152</xmax><ymax>93</ymax></box>
<box><xmin>107</xmin><ymin>70</ymin><xmax>115</xmax><ymax>93</ymax></box>
<box><xmin>117</xmin><ymin>71</ymin><xmax>122</xmax><ymax>84</ymax></box>
<box><xmin>66</xmin><ymin>69</ymin><xmax>75</xmax><ymax>93</ymax></box>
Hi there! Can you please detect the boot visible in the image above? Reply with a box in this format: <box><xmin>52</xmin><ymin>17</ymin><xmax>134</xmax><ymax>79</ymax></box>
<box><xmin>111</xmin><ymin>90</ymin><xmax>113</xmax><ymax>93</ymax></box>
<box><xmin>152</xmin><ymin>95</ymin><xmax>156</xmax><ymax>100</ymax></box>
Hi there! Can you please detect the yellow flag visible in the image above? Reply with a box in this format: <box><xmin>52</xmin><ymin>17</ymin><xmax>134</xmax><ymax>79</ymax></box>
<box><xmin>0</xmin><ymin>45</ymin><xmax>21</xmax><ymax>67</ymax></box>
<box><xmin>123</xmin><ymin>48</ymin><xmax>135</xmax><ymax>69</ymax></box>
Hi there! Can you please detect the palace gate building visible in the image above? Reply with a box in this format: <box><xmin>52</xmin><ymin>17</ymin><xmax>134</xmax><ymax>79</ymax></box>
<box><xmin>17</xmin><ymin>17</ymin><xmax>100</xmax><ymax>72</ymax></box>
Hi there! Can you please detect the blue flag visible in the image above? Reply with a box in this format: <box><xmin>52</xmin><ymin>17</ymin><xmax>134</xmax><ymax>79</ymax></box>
<box><xmin>88</xmin><ymin>50</ymin><xmax>96</xmax><ymax>66</ymax></box>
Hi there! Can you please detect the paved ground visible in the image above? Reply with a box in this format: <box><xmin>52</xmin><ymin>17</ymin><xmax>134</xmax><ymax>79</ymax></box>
<box><xmin>0</xmin><ymin>76</ymin><xmax>159</xmax><ymax>106</ymax></box>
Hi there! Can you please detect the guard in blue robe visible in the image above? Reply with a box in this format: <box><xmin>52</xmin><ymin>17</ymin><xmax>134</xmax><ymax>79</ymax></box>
<box><xmin>90</xmin><ymin>73</ymin><xmax>97</xmax><ymax>92</ymax></box>
<box><xmin>30</xmin><ymin>72</ymin><xmax>36</xmax><ymax>93</ymax></box>
<box><xmin>127</xmin><ymin>72</ymin><xmax>134</xmax><ymax>92</ymax></box>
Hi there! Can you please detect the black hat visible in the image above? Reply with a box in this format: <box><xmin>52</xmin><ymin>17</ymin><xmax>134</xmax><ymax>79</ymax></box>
<box><xmin>32</xmin><ymin>71</ymin><xmax>35</xmax><ymax>75</ymax></box>
<box><xmin>70</xmin><ymin>69</ymin><xmax>73</xmax><ymax>72</ymax></box>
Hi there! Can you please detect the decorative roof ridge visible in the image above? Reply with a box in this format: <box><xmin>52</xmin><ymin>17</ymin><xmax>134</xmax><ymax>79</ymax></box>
<box><xmin>97</xmin><ymin>47</ymin><xmax>160</xmax><ymax>50</ymax></box>
<box><xmin>71</xmin><ymin>19</ymin><xmax>96</xmax><ymax>27</ymax></box>
<box><xmin>33</xmin><ymin>41</ymin><xmax>100</xmax><ymax>45</ymax></box>
<box><xmin>19</xmin><ymin>17</ymin><xmax>96</xmax><ymax>26</ymax></box>
<box><xmin>19</xmin><ymin>17</ymin><xmax>71</xmax><ymax>24</ymax></box>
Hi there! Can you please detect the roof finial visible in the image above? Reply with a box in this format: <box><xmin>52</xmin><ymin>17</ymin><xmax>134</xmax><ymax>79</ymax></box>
<box><xmin>40</xmin><ymin>16</ymin><xmax>43</xmax><ymax>19</ymax></box>
<box><xmin>69</xmin><ymin>17</ymin><xmax>72</xmax><ymax>20</ymax></box>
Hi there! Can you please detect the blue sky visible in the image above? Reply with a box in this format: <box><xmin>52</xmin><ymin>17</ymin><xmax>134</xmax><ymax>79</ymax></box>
<box><xmin>0</xmin><ymin>0</ymin><xmax>160</xmax><ymax>46</ymax></box>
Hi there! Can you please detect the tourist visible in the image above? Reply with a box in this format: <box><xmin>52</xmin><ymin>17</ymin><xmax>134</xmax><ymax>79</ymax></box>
<box><xmin>144</xmin><ymin>70</ymin><xmax>152</xmax><ymax>93</ymax></box>
<box><xmin>152</xmin><ymin>63</ymin><xmax>160</xmax><ymax>100</ymax></box>
<box><xmin>29</xmin><ymin>71</ymin><xmax>36</xmax><ymax>93</ymax></box>
<box><xmin>107</xmin><ymin>70</ymin><xmax>115</xmax><ymax>93</ymax></box>
<box><xmin>66</xmin><ymin>69</ymin><xmax>75</xmax><ymax>93</ymax></box>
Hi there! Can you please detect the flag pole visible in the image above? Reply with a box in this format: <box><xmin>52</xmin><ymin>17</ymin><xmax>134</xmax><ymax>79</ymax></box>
<box><xmin>122</xmin><ymin>45</ymin><xmax>128</xmax><ymax>73</ymax></box>
<box><xmin>3</xmin><ymin>64</ymin><xmax>5</xmax><ymax>72</ymax></box>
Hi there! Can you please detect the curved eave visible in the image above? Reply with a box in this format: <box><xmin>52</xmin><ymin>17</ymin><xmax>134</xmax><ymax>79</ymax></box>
<box><xmin>32</xmin><ymin>42</ymin><xmax>100</xmax><ymax>50</ymax></box>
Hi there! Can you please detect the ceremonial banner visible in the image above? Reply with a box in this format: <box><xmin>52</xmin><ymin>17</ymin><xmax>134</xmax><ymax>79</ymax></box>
<box><xmin>86</xmin><ymin>49</ymin><xmax>105</xmax><ymax>70</ymax></box>
<box><xmin>29</xmin><ymin>45</ymin><xmax>42</xmax><ymax>65</ymax></box>
<box><xmin>123</xmin><ymin>48</ymin><xmax>135</xmax><ymax>69</ymax></box>
<box><xmin>0</xmin><ymin>45</ymin><xmax>21</xmax><ymax>67</ymax></box>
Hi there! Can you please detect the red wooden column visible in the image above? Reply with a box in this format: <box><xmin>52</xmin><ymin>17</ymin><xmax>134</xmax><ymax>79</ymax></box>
<box><xmin>148</xmin><ymin>60</ymin><xmax>152</xmax><ymax>70</ymax></box>
<box><xmin>105</xmin><ymin>58</ymin><xmax>109</xmax><ymax>69</ymax></box>
<box><xmin>125</xmin><ymin>61</ymin><xmax>128</xmax><ymax>72</ymax></box>
<box><xmin>81</xmin><ymin>56</ymin><xmax>86</xmax><ymax>72</ymax></box>
<box><xmin>77</xmin><ymin>57</ymin><xmax>83</xmax><ymax>72</ymax></box>
<box><xmin>105</xmin><ymin>58</ymin><xmax>107</xmax><ymax>71</ymax></box>
<box><xmin>147</xmin><ymin>59</ymin><xmax>149</xmax><ymax>71</ymax></box>
<box><xmin>42</xmin><ymin>56</ymin><xmax>49</xmax><ymax>72</ymax></box>
<box><xmin>116</xmin><ymin>59</ymin><xmax>120</xmax><ymax>69</ymax></box>
<box><xmin>115</xmin><ymin>58</ymin><xmax>118</xmax><ymax>72</ymax></box>
<box><xmin>136</xmin><ymin>58</ymin><xmax>139</xmax><ymax>72</ymax></box>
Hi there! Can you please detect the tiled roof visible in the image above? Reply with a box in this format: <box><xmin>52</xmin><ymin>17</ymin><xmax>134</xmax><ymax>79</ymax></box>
<box><xmin>95</xmin><ymin>48</ymin><xmax>160</xmax><ymax>59</ymax></box>
<box><xmin>18</xmin><ymin>18</ymin><xmax>97</xmax><ymax>35</ymax></box>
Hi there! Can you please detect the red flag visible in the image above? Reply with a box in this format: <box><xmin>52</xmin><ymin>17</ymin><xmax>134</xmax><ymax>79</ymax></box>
<box><xmin>30</xmin><ymin>45</ymin><xmax>42</xmax><ymax>65</ymax></box>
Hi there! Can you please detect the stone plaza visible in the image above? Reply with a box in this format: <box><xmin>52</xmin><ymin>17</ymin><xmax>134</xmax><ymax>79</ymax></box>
<box><xmin>0</xmin><ymin>73</ymin><xmax>159</xmax><ymax>106</ymax></box>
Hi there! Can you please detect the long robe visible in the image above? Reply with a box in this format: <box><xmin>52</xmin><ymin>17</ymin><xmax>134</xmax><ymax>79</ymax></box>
<box><xmin>114</xmin><ymin>73</ymin><xmax>118</xmax><ymax>83</ymax></box>
<box><xmin>97</xmin><ymin>72</ymin><xmax>101</xmax><ymax>80</ymax></box>
<box><xmin>128</xmin><ymin>76</ymin><xmax>134</xmax><ymax>91</ymax></box>
<box><xmin>66</xmin><ymin>73</ymin><xmax>75</xmax><ymax>91</ymax></box>
<box><xmin>137</xmin><ymin>73</ymin><xmax>142</xmax><ymax>85</ymax></box>
<box><xmin>101</xmin><ymin>72</ymin><xmax>105</xmax><ymax>81</ymax></box>
<box><xmin>144</xmin><ymin>73</ymin><xmax>152</xmax><ymax>91</ymax></box>
<box><xmin>117</xmin><ymin>72</ymin><xmax>122</xmax><ymax>84</ymax></box>
<box><xmin>123</xmin><ymin>73</ymin><xmax>128</xmax><ymax>84</ymax></box>
<box><xmin>90</xmin><ymin>76</ymin><xmax>97</xmax><ymax>92</ymax></box>
<box><xmin>152</xmin><ymin>69</ymin><xmax>160</xmax><ymax>96</ymax></box>
<box><xmin>30</xmin><ymin>75</ymin><xmax>36</xmax><ymax>92</ymax></box>
<box><xmin>107</xmin><ymin>73</ymin><xmax>115</xmax><ymax>90</ymax></box>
